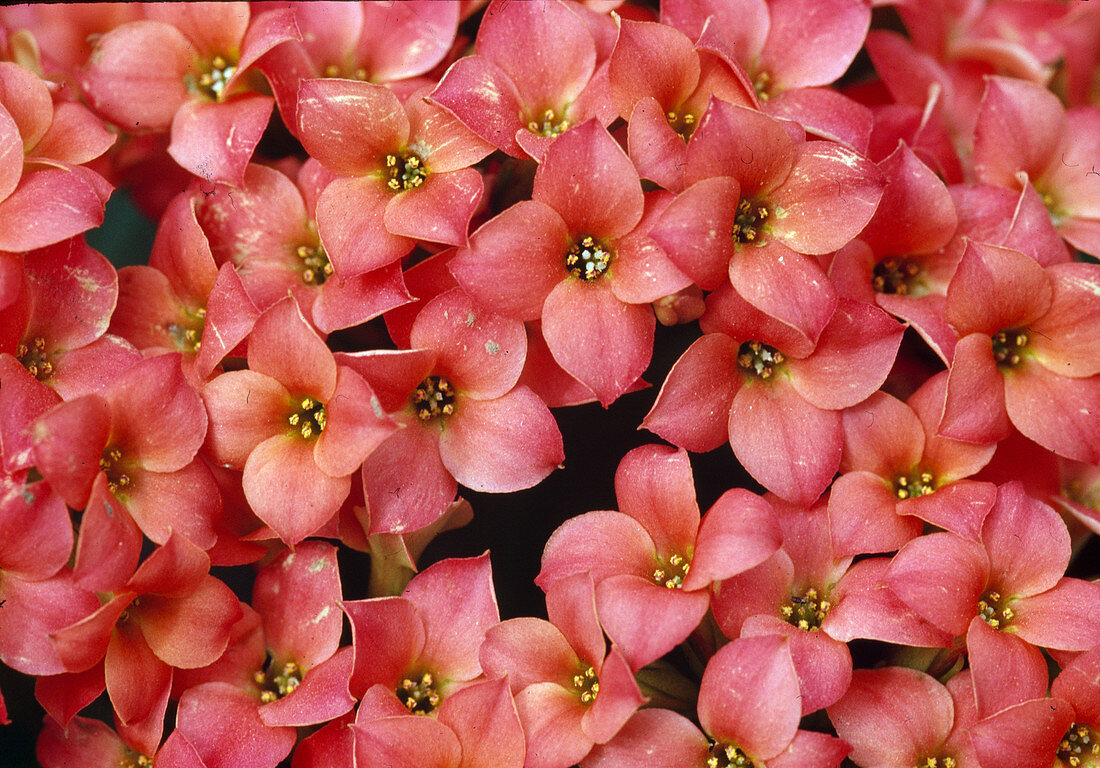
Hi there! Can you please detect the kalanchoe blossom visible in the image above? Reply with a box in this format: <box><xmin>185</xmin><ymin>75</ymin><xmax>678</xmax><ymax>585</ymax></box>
<box><xmin>537</xmin><ymin>443</ymin><xmax>782</xmax><ymax>670</ymax></box>
<box><xmin>296</xmin><ymin>79</ymin><xmax>493</xmax><ymax>280</ymax></box>
<box><xmin>647</xmin><ymin>97</ymin><xmax>884</xmax><ymax>343</ymax></box>
<box><xmin>480</xmin><ymin>572</ymin><xmax>645</xmax><ymax>768</ymax></box>
<box><xmin>430</xmin><ymin>0</ymin><xmax>614</xmax><ymax>160</ymax></box>
<box><xmin>645</xmin><ymin>284</ymin><xmax>904</xmax><ymax>505</ymax></box>
<box><xmin>338</xmin><ymin>288</ymin><xmax>563</xmax><ymax>534</ymax></box>
<box><xmin>36</xmin><ymin>714</ymin><xmax>205</xmax><ymax>768</ymax></box>
<box><xmin>201</xmin><ymin>295</ymin><xmax>396</xmax><ymax>545</ymax></box>
<box><xmin>939</xmin><ymin>240</ymin><xmax>1100</xmax><ymax>464</ymax></box>
<box><xmin>451</xmin><ymin>119</ymin><xmax>690</xmax><ymax>406</ymax></box>
<box><xmin>78</xmin><ymin>3</ymin><xmax>299</xmax><ymax>185</ymax></box>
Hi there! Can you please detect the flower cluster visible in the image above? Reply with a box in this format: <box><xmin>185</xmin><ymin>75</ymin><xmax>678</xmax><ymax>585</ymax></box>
<box><xmin>1</xmin><ymin>1</ymin><xmax>1099</xmax><ymax>767</ymax></box>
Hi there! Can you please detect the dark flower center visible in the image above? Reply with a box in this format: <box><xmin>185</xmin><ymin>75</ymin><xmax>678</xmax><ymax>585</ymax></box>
<box><xmin>385</xmin><ymin>150</ymin><xmax>428</xmax><ymax>192</ymax></box>
<box><xmin>992</xmin><ymin>330</ymin><xmax>1029</xmax><ymax>368</ymax></box>
<box><xmin>296</xmin><ymin>244</ymin><xmax>333</xmax><ymax>286</ymax></box>
<box><xmin>254</xmin><ymin>660</ymin><xmax>302</xmax><ymax>703</ymax></box>
<box><xmin>398</xmin><ymin>671</ymin><xmax>441</xmax><ymax>714</ymax></box>
<box><xmin>565</xmin><ymin>236</ymin><xmax>612</xmax><ymax>281</ymax></box>
<box><xmin>780</xmin><ymin>587</ymin><xmax>831</xmax><ymax>631</ymax></box>
<box><xmin>708</xmin><ymin>741</ymin><xmax>756</xmax><ymax>768</ymax></box>
<box><xmin>918</xmin><ymin>757</ymin><xmax>957</xmax><ymax>768</ymax></box>
<box><xmin>652</xmin><ymin>552</ymin><xmax>691</xmax><ymax>589</ymax></box>
<box><xmin>413</xmin><ymin>376</ymin><xmax>456</xmax><ymax>421</ymax></box>
<box><xmin>872</xmin><ymin>257</ymin><xmax>922</xmax><ymax>295</ymax></box>
<box><xmin>572</xmin><ymin>663</ymin><xmax>599</xmax><ymax>706</ymax></box>
<box><xmin>191</xmin><ymin>54</ymin><xmax>237</xmax><ymax>100</ymax></box>
<box><xmin>16</xmin><ymin>336</ymin><xmax>53</xmax><ymax>380</ymax></box>
<box><xmin>99</xmin><ymin>447</ymin><xmax>132</xmax><ymax>495</ymax></box>
<box><xmin>752</xmin><ymin>71</ymin><xmax>773</xmax><ymax>101</ymax></box>
<box><xmin>737</xmin><ymin>341</ymin><xmax>785</xmax><ymax>380</ymax></box>
<box><xmin>1059</xmin><ymin>723</ymin><xmax>1100</xmax><ymax>767</ymax></box>
<box><xmin>977</xmin><ymin>589</ymin><xmax>1015</xmax><ymax>630</ymax></box>
<box><xmin>666</xmin><ymin>110</ymin><xmax>697</xmax><ymax>141</ymax></box>
<box><xmin>527</xmin><ymin>108</ymin><xmax>570</xmax><ymax>137</ymax></box>
<box><xmin>119</xmin><ymin>750</ymin><xmax>154</xmax><ymax>768</ymax></box>
<box><xmin>167</xmin><ymin>306</ymin><xmax>206</xmax><ymax>353</ymax></box>
<box><xmin>732</xmin><ymin>198</ymin><xmax>770</xmax><ymax>244</ymax></box>
<box><xmin>893</xmin><ymin>470</ymin><xmax>936</xmax><ymax>500</ymax></box>
<box><xmin>288</xmin><ymin>397</ymin><xmax>327</xmax><ymax>440</ymax></box>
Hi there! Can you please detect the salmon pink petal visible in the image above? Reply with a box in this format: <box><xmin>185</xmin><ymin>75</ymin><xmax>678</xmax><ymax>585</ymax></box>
<box><xmin>648</xmin><ymin>176</ymin><xmax>740</xmax><ymax>291</ymax></box>
<box><xmin>884</xmin><ymin>533</ymin><xmax>988</xmax><ymax>637</ymax></box>
<box><xmin>583</xmin><ymin>709</ymin><xmax>709</xmax><ymax>768</ymax></box>
<box><xmin>31</xmin><ymin>99</ymin><xmax>115</xmax><ymax>164</ymax></box>
<box><xmin>0</xmin><ymin>104</ymin><xmax>21</xmax><ymax>201</ymax></box>
<box><xmin>609</xmin><ymin>18</ymin><xmax>699</xmax><ymax>120</ymax></box>
<box><xmin>533</xmin><ymin>120</ymin><xmax>643</xmax><ymax>240</ymax></box>
<box><xmin>260</xmin><ymin>647</ymin><xmax>355</xmax><ymax>727</ymax></box>
<box><xmin>983</xmin><ymin>482</ymin><xmax>1069</xmax><ymax>598</ymax></box>
<box><xmin>626</xmin><ymin>97</ymin><xmax>690</xmax><ymax>192</ymax></box>
<box><xmin>139</xmin><ymin>576</ymin><xmax>239</xmax><ymax>669</ymax></box>
<box><xmin>875</xmin><ymin>293</ymin><xmax>956</xmax><ymax>365</ymax></box>
<box><xmin>967</xmin><ymin>617</ymin><xmax>1049</xmax><ymax>718</ymax></box>
<box><xmin>698</xmin><ymin>635</ymin><xmax>800</xmax><ymax>761</ymax></box>
<box><xmin>343</xmin><ymin>596</ymin><xmax>425</xmax><ymax>696</ymax></box>
<box><xmin>477</xmin><ymin>0</ymin><xmax>595</xmax><ymax>115</ymax></box>
<box><xmin>661</xmin><ymin>0</ymin><xmax>769</xmax><ymax>64</ymax></box>
<box><xmin>316</xmin><ymin>175</ymin><xmax>414</xmax><ymax>275</ymax></box>
<box><xmin>358</xmin><ymin>0</ymin><xmax>458</xmax><ymax>81</ymax></box>
<box><xmin>728</xmin><ymin>380</ymin><xmax>841</xmax><ymax>506</ymax></box>
<box><xmin>840</xmin><ymin>391</ymin><xmax>924</xmax><ymax>475</ymax></box>
<box><xmin>1052</xmin><ymin>645</ymin><xmax>1100</xmax><ymax>723</ymax></box>
<box><xmin>176</xmin><ymin>682</ymin><xmax>297</xmax><ymax>768</ymax></box>
<box><xmin>685</xmin><ymin>100</ymin><xmax>794</xmax><ymax>194</ymax></box>
<box><xmin>127</xmin><ymin>532</ymin><xmax>209</xmax><ymax>598</ymax></box>
<box><xmin>312</xmin><ymin>262</ymin><xmax>411</xmax><ymax>335</ymax></box>
<box><xmin>80</xmin><ymin>20</ymin><xmax>191</xmax><ymax>132</ymax></box>
<box><xmin>946</xmin><ymin>241</ymin><xmax>1052</xmax><ymax>337</ymax></box>
<box><xmin>1028</xmin><ymin>263</ymin><xmax>1100</xmax><ymax>378</ymax></box>
<box><xmin>595</xmin><ymin>575</ymin><xmax>710</xmax><ymax>670</ymax></box>
<box><xmin>410</xmin><ymin>289</ymin><xmax>528</xmax><ymax>399</ymax></box>
<box><xmin>514</xmin><ymin>683</ymin><xmax>591</xmax><ymax>768</ymax></box>
<box><xmin>480</xmin><ymin>618</ymin><xmax>580</xmax><ymax>692</ymax></box>
<box><xmin>614</xmin><ymin>444</ymin><xmax>698</xmax><ymax>554</ymax></box>
<box><xmin>194</xmin><ymin>263</ymin><xmax>260</xmax><ymax>379</ymax></box>
<box><xmin>642</xmin><ymin>333</ymin><xmax>741</xmax><ymax>452</ymax></box>
<box><xmin>438</xmin><ymin>677</ymin><xmax>525</xmax><ymax>768</ymax></box>
<box><xmin>403</xmin><ymin>554</ymin><xmax>499</xmax><ymax>682</ymax></box>
<box><xmin>712</xmin><ymin>550</ymin><xmax>794</xmax><ymax>641</ymax></box>
<box><xmin>355</xmin><ymin>714</ymin><xmax>460</xmax><ymax>768</ymax></box>
<box><xmin>1004</xmin><ymin>362</ymin><xmax>1100</xmax><ymax>465</ymax></box>
<box><xmin>770</xmin><ymin>142</ymin><xmax>884</xmax><ymax>255</ymax></box>
<box><xmin>970</xmin><ymin>698</ymin><xmax>1074</xmax><ymax>768</ymax></box>
<box><xmin>1010</xmin><ymin>578</ymin><xmax>1100</xmax><ymax>651</ymax></box>
<box><xmin>740</xmin><ymin>617</ymin><xmax>852</xmax><ymax>716</ymax></box>
<box><xmin>249</xmin><ymin>296</ymin><xmax>336</xmax><ymax>400</ymax></box>
<box><xmin>36</xmin><ymin>716</ymin><xmax>128</xmax><ymax>767</ymax></box>
<box><xmin>0</xmin><ymin>166</ymin><xmax>110</xmax><ymax>252</ymax></box>
<box><xmin>24</xmin><ymin>237</ymin><xmax>118</xmax><ymax>350</ymax></box>
<box><xmin>362</xmin><ymin>426</ymin><xmax>456</xmax><ymax>535</ymax></box>
<box><xmin>168</xmin><ymin>94</ymin><xmax>272</xmax><ymax>187</ymax></box>
<box><xmin>202</xmin><ymin>370</ymin><xmax>289</xmax><ymax>467</ymax></box>
<box><xmin>105</xmin><ymin>621</ymin><xmax>171</xmax><ymax>726</ymax></box>
<box><xmin>829</xmin><ymin>471</ymin><xmax>921</xmax><ymax>557</ymax></box>
<box><xmin>610</xmin><ymin>234</ymin><xmax>691</xmax><ymax>306</ymax></box>
<box><xmin>429</xmin><ymin>55</ymin><xmax>527</xmax><ymax>159</ymax></box>
<box><xmin>5</xmin><ymin>573</ymin><xmax>103</xmax><ymax>675</ymax></box>
<box><xmin>542</xmin><ymin>278</ymin><xmax>654</xmax><ymax>407</ymax></box>
<box><xmin>383</xmin><ymin>168</ymin><xmax>482</xmax><ymax>247</ymax></box>
<box><xmin>687</xmin><ymin>489</ymin><xmax>783</xmax><ymax>589</ymax></box>
<box><xmin>243</xmin><ymin>435</ymin><xmax>351</xmax><ymax>545</ymax></box>
<box><xmin>451</xmin><ymin>200</ymin><xmax>571</xmax><ymax>321</ymax></box>
<box><xmin>0</xmin><ymin>357</ymin><xmax>59</xmax><ymax>473</ymax></box>
<box><xmin>32</xmin><ymin>393</ymin><xmax>110</xmax><ymax>509</ymax></box>
<box><xmin>0</xmin><ymin>471</ymin><xmax>72</xmax><ymax>581</ymax></box>
<box><xmin>760</xmin><ymin>0</ymin><xmax>869</xmax><ymax>90</ymax></box>
<box><xmin>827</xmin><ymin>666</ymin><xmax>954</xmax><ymax>768</ymax></box>
<box><xmin>144</xmin><ymin>2</ymin><xmax>248</xmax><ymax>56</ymax></box>
<box><xmin>730</xmin><ymin>239</ymin><xmax>838</xmax><ymax>344</ymax></box>
<box><xmin>973</xmin><ymin>76</ymin><xmax>1065</xmax><ymax>188</ymax></box>
<box><xmin>767</xmin><ymin>730</ymin><xmax>850</xmax><ymax>768</ymax></box>
<box><xmin>438</xmin><ymin>388</ymin><xmax>563</xmax><ymax>493</ymax></box>
<box><xmin>122</xmin><ymin>460</ymin><xmax>220</xmax><ymax>549</ymax></box>
<box><xmin>861</xmin><ymin>143</ymin><xmax>956</xmax><ymax>257</ymax></box>
<box><xmin>314</xmin><ymin>366</ymin><xmax>396</xmax><ymax>478</ymax></box>
<box><xmin>536</xmin><ymin>511</ymin><xmax>658</xmax><ymax>590</ymax></box>
<box><xmin>406</xmin><ymin>93</ymin><xmax>494</xmax><ymax>173</ymax></box>
<box><xmin>939</xmin><ymin>333</ymin><xmax>1010</xmax><ymax>445</ymax></box>
<box><xmin>297</xmin><ymin>78</ymin><xmax>409</xmax><ymax>175</ymax></box>
<box><xmin>764</xmin><ymin>87</ymin><xmax>872</xmax><ymax>155</ymax></box>
<box><xmin>1046</xmin><ymin>109</ymin><xmax>1100</xmax><ymax>219</ymax></box>
<box><xmin>583</xmin><ymin>646</ymin><xmax>645</xmax><ymax>743</ymax></box>
<box><xmin>899</xmin><ymin>480</ymin><xmax>995</xmax><ymax>542</ymax></box>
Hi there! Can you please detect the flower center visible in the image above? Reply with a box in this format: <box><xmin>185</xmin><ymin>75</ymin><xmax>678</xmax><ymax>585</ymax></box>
<box><xmin>527</xmin><ymin>108</ymin><xmax>570</xmax><ymax>137</ymax></box>
<box><xmin>16</xmin><ymin>336</ymin><xmax>53</xmax><ymax>380</ymax></box>
<box><xmin>992</xmin><ymin>330</ymin><xmax>1029</xmax><ymax>368</ymax></box>
<box><xmin>167</xmin><ymin>306</ymin><xmax>206</xmax><ymax>353</ymax></box>
<box><xmin>254</xmin><ymin>660</ymin><xmax>302</xmax><ymax>703</ymax></box>
<box><xmin>780</xmin><ymin>587</ymin><xmax>832</xmax><ymax>631</ymax></box>
<box><xmin>752</xmin><ymin>71</ymin><xmax>773</xmax><ymax>101</ymax></box>
<box><xmin>191</xmin><ymin>54</ymin><xmax>237</xmax><ymax>100</ymax></box>
<box><xmin>894</xmin><ymin>470</ymin><xmax>936</xmax><ymax>500</ymax></box>
<box><xmin>296</xmin><ymin>244</ymin><xmax>333</xmax><ymax>286</ymax></box>
<box><xmin>565</xmin><ymin>236</ymin><xmax>612</xmax><ymax>281</ymax></box>
<box><xmin>385</xmin><ymin>150</ymin><xmax>428</xmax><ymax>192</ymax></box>
<box><xmin>872</xmin><ymin>257</ymin><xmax>922</xmax><ymax>295</ymax></box>
<box><xmin>119</xmin><ymin>750</ymin><xmax>154</xmax><ymax>768</ymax></box>
<box><xmin>1059</xmin><ymin>723</ymin><xmax>1100</xmax><ymax>767</ymax></box>
<box><xmin>413</xmin><ymin>376</ymin><xmax>456</xmax><ymax>421</ymax></box>
<box><xmin>397</xmin><ymin>671</ymin><xmax>441</xmax><ymax>714</ymax></box>
<box><xmin>288</xmin><ymin>397</ymin><xmax>327</xmax><ymax>440</ymax></box>
<box><xmin>707</xmin><ymin>741</ymin><xmax>756</xmax><ymax>768</ymax></box>
<box><xmin>652</xmin><ymin>552</ymin><xmax>691</xmax><ymax>589</ymax></box>
<box><xmin>737</xmin><ymin>341</ymin><xmax>785</xmax><ymax>380</ymax></box>
<box><xmin>666</xmin><ymin>110</ymin><xmax>697</xmax><ymax>141</ymax></box>
<box><xmin>977</xmin><ymin>589</ymin><xmax>1015</xmax><ymax>630</ymax></box>
<box><xmin>731</xmin><ymin>198</ymin><xmax>770</xmax><ymax>244</ymax></box>
<box><xmin>917</xmin><ymin>756</ymin><xmax>957</xmax><ymax>768</ymax></box>
<box><xmin>99</xmin><ymin>447</ymin><xmax>133</xmax><ymax>495</ymax></box>
<box><xmin>572</xmin><ymin>663</ymin><xmax>599</xmax><ymax>706</ymax></box>
<box><xmin>322</xmin><ymin>63</ymin><xmax>369</xmax><ymax>81</ymax></box>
